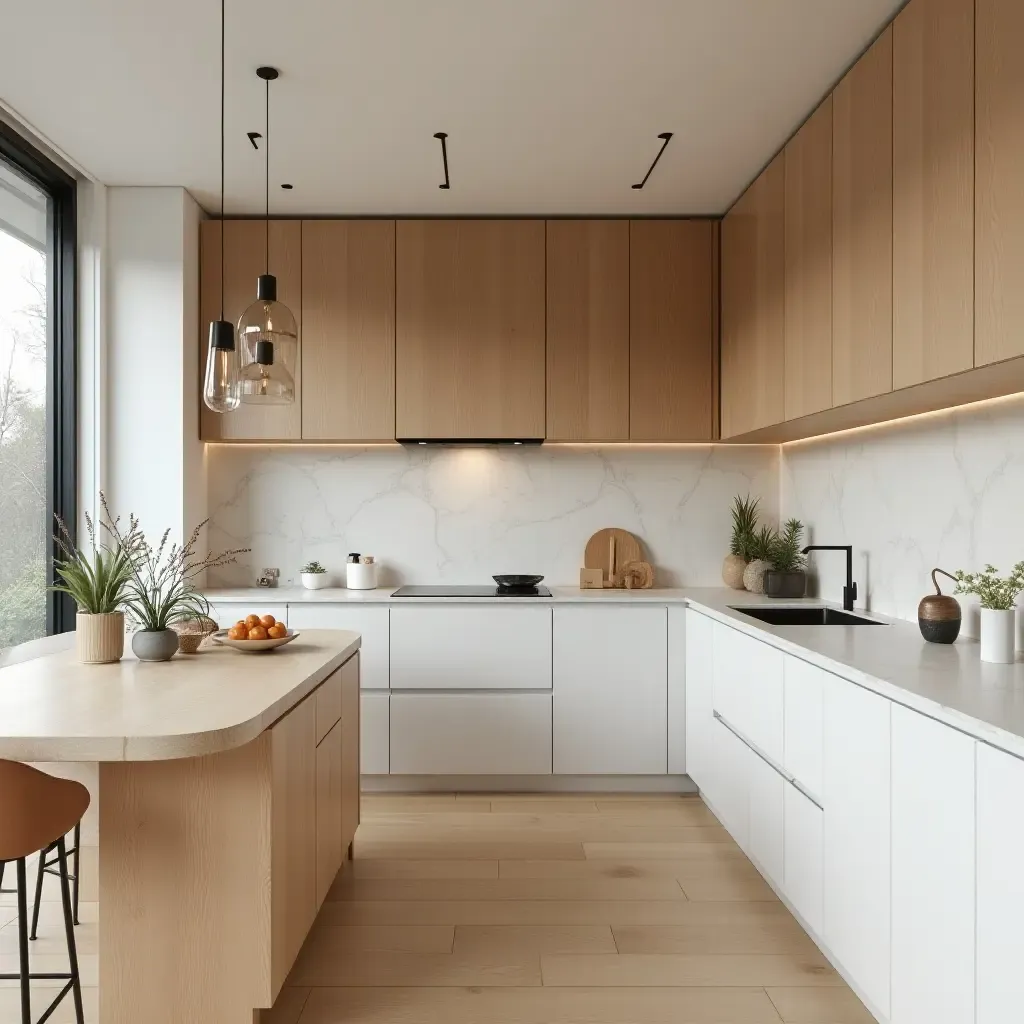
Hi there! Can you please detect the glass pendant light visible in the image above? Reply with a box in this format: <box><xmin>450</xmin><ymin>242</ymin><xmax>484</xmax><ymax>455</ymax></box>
<box><xmin>203</xmin><ymin>0</ymin><xmax>240</xmax><ymax>413</ymax></box>
<box><xmin>238</xmin><ymin>65</ymin><xmax>297</xmax><ymax>405</ymax></box>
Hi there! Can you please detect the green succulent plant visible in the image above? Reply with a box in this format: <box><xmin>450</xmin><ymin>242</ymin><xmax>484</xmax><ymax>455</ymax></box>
<box><xmin>769</xmin><ymin>519</ymin><xmax>807</xmax><ymax>573</ymax></box>
<box><xmin>301</xmin><ymin>560</ymin><xmax>327</xmax><ymax>574</ymax></box>
<box><xmin>953</xmin><ymin>562</ymin><xmax>1024</xmax><ymax>611</ymax></box>
<box><xmin>729</xmin><ymin>495</ymin><xmax>761</xmax><ymax>561</ymax></box>
<box><xmin>747</xmin><ymin>524</ymin><xmax>778</xmax><ymax>563</ymax></box>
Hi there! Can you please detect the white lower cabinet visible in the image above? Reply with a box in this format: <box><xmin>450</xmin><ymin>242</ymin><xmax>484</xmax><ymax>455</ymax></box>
<box><xmin>684</xmin><ymin>609</ymin><xmax>715</xmax><ymax>788</ymax></box>
<box><xmin>823</xmin><ymin>674</ymin><xmax>891</xmax><ymax>1021</ymax></box>
<box><xmin>287</xmin><ymin>606</ymin><xmax>390</xmax><ymax>689</ymax></box>
<box><xmin>389</xmin><ymin>693</ymin><xmax>552</xmax><ymax>775</ymax></box>
<box><xmin>745</xmin><ymin>745</ymin><xmax>784</xmax><ymax>886</ymax></box>
<box><xmin>552</xmin><ymin>606</ymin><xmax>667</xmax><ymax>775</ymax></box>
<box><xmin>890</xmin><ymin>704</ymin><xmax>975</xmax><ymax>1024</ymax></box>
<box><xmin>783</xmin><ymin>782</ymin><xmax>823</xmax><ymax>937</ymax></box>
<box><xmin>709</xmin><ymin>716</ymin><xmax>749</xmax><ymax>850</ymax></box>
<box><xmin>667</xmin><ymin>607</ymin><xmax>686</xmax><ymax>774</ymax></box>
<box><xmin>976</xmin><ymin>742</ymin><xmax>1024</xmax><ymax>1024</ymax></box>
<box><xmin>783</xmin><ymin>656</ymin><xmax>824</xmax><ymax>802</ymax></box>
<box><xmin>360</xmin><ymin>693</ymin><xmax>389</xmax><ymax>775</ymax></box>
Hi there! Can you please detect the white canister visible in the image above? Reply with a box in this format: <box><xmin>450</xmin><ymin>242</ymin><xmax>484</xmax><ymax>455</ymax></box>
<box><xmin>980</xmin><ymin>607</ymin><xmax>1016</xmax><ymax>664</ymax></box>
<box><xmin>346</xmin><ymin>561</ymin><xmax>377</xmax><ymax>590</ymax></box>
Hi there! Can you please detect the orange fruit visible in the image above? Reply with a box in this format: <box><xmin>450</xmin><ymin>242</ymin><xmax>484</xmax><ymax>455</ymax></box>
<box><xmin>267</xmin><ymin>623</ymin><xmax>287</xmax><ymax>639</ymax></box>
<box><xmin>234</xmin><ymin>620</ymin><xmax>246</xmax><ymax>630</ymax></box>
<box><xmin>274</xmin><ymin>621</ymin><xmax>286</xmax><ymax>631</ymax></box>
<box><xmin>248</xmin><ymin>625</ymin><xmax>269</xmax><ymax>640</ymax></box>
<box><xmin>227</xmin><ymin>625</ymin><xmax>247</xmax><ymax>641</ymax></box>
<box><xmin>259</xmin><ymin>613</ymin><xmax>276</xmax><ymax>628</ymax></box>
<box><xmin>244</xmin><ymin>614</ymin><xmax>261</xmax><ymax>629</ymax></box>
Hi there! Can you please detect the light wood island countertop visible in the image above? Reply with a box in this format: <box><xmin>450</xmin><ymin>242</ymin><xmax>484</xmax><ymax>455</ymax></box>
<box><xmin>0</xmin><ymin>628</ymin><xmax>360</xmax><ymax>762</ymax></box>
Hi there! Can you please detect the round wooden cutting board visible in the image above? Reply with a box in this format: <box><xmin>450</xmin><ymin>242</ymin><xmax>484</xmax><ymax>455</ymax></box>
<box><xmin>583</xmin><ymin>528</ymin><xmax>643</xmax><ymax>586</ymax></box>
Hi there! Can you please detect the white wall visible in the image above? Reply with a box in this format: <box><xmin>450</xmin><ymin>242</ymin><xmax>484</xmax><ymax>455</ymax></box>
<box><xmin>781</xmin><ymin>395</ymin><xmax>1024</xmax><ymax>644</ymax></box>
<box><xmin>206</xmin><ymin>444</ymin><xmax>779</xmax><ymax>588</ymax></box>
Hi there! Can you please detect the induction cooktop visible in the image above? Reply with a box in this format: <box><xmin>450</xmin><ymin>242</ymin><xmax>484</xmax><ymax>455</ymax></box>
<box><xmin>391</xmin><ymin>585</ymin><xmax>552</xmax><ymax>598</ymax></box>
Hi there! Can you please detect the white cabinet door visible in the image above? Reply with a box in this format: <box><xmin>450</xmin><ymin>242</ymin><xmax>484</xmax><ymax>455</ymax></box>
<box><xmin>684</xmin><ymin>609</ymin><xmax>715</xmax><ymax>788</ymax></box>
<box><xmin>552</xmin><ymin>606</ymin><xmax>667</xmax><ymax>775</ymax></box>
<box><xmin>390</xmin><ymin>693</ymin><xmax>552</xmax><ymax>775</ymax></box>
<box><xmin>287</xmin><ymin>605</ymin><xmax>390</xmax><ymax>690</ymax></box>
<box><xmin>667</xmin><ymin>606</ymin><xmax>686</xmax><ymax>774</ymax></box>
<box><xmin>746</xmin><ymin>746</ymin><xmax>784</xmax><ymax>887</ymax></box>
<box><xmin>783</xmin><ymin>655</ymin><xmax>824</xmax><ymax>801</ymax></box>
<box><xmin>784</xmin><ymin>782</ymin><xmax>823</xmax><ymax>937</ymax></box>
<box><xmin>823</xmin><ymin>676</ymin><xmax>891</xmax><ymax>1021</ymax></box>
<box><xmin>713</xmin><ymin>623</ymin><xmax>784</xmax><ymax>764</ymax></box>
<box><xmin>709</xmin><ymin>715</ymin><xmax>749</xmax><ymax>850</ymax></box>
<box><xmin>891</xmin><ymin>704</ymin><xmax>975</xmax><ymax>1024</ymax></box>
<box><xmin>207</xmin><ymin>601</ymin><xmax>287</xmax><ymax>629</ymax></box>
<box><xmin>360</xmin><ymin>692</ymin><xmax>389</xmax><ymax>774</ymax></box>
<box><xmin>977</xmin><ymin>743</ymin><xmax>1024</xmax><ymax>1024</ymax></box>
<box><xmin>389</xmin><ymin>606</ymin><xmax>552</xmax><ymax>690</ymax></box>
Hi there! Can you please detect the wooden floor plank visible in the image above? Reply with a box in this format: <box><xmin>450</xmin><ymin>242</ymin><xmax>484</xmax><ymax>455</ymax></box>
<box><xmin>765</xmin><ymin>986</ymin><xmax>878</xmax><ymax>1023</ymax></box>
<box><xmin>258</xmin><ymin>985</ymin><xmax>311</xmax><ymax>1024</ymax></box>
<box><xmin>348</xmin><ymin>860</ymin><xmax>499</xmax><ymax>880</ymax></box>
<box><xmin>583</xmin><ymin>842</ymin><xmax>740</xmax><ymax>860</ymax></box>
<box><xmin>453</xmin><ymin>924</ymin><xmax>617</xmax><ymax>956</ymax></box>
<box><xmin>354</xmin><ymin>840</ymin><xmax>586</xmax><ymax>861</ymax></box>
<box><xmin>304</xmin><ymin>924</ymin><xmax>455</xmax><ymax>953</ymax></box>
<box><xmin>612</xmin><ymin>917</ymin><xmax>819</xmax><ymax>955</ymax></box>
<box><xmin>499</xmin><ymin>858</ymin><xmax>760</xmax><ymax>880</ymax></box>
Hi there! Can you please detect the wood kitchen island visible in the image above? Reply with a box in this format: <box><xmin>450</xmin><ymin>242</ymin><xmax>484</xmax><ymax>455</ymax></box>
<box><xmin>0</xmin><ymin>629</ymin><xmax>361</xmax><ymax>1024</ymax></box>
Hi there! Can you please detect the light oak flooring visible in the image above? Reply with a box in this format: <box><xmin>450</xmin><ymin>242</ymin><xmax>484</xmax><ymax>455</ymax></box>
<box><xmin>0</xmin><ymin>796</ymin><xmax>875</xmax><ymax>1023</ymax></box>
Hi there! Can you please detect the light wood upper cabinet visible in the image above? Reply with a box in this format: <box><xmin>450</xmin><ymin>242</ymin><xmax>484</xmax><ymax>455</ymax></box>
<box><xmin>629</xmin><ymin>220</ymin><xmax>716</xmax><ymax>441</ymax></box>
<box><xmin>301</xmin><ymin>221</ymin><xmax>395</xmax><ymax>441</ymax></box>
<box><xmin>784</xmin><ymin>98</ymin><xmax>833</xmax><ymax>420</ymax></box>
<box><xmin>976</xmin><ymin>0</ymin><xmax>1024</xmax><ymax>366</ymax></box>
<box><xmin>892</xmin><ymin>0</ymin><xmax>974</xmax><ymax>389</ymax></box>
<box><xmin>200</xmin><ymin>220</ymin><xmax>302</xmax><ymax>441</ymax></box>
<box><xmin>546</xmin><ymin>220</ymin><xmax>629</xmax><ymax>441</ymax></box>
<box><xmin>721</xmin><ymin>155</ymin><xmax>785</xmax><ymax>438</ymax></box>
<box><xmin>833</xmin><ymin>26</ymin><xmax>893</xmax><ymax>407</ymax></box>
<box><xmin>395</xmin><ymin>220</ymin><xmax>545</xmax><ymax>439</ymax></box>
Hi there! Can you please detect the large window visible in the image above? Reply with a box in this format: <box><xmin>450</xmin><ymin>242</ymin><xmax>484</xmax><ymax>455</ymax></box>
<box><xmin>0</xmin><ymin>124</ymin><xmax>76</xmax><ymax>645</ymax></box>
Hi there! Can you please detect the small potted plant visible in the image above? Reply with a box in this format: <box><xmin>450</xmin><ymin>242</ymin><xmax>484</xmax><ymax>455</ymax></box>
<box><xmin>764</xmin><ymin>519</ymin><xmax>808</xmax><ymax>599</ymax></box>
<box><xmin>300</xmin><ymin>560</ymin><xmax>330</xmax><ymax>591</ymax></box>
<box><xmin>723</xmin><ymin>495</ymin><xmax>760</xmax><ymax>590</ymax></box>
<box><xmin>953</xmin><ymin>562</ymin><xmax>1024</xmax><ymax>664</ymax></box>
<box><xmin>51</xmin><ymin>497</ymin><xmax>134</xmax><ymax>664</ymax></box>
<box><xmin>742</xmin><ymin>524</ymin><xmax>777</xmax><ymax>595</ymax></box>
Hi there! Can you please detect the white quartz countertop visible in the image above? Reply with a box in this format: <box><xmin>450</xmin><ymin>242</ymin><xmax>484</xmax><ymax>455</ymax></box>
<box><xmin>205</xmin><ymin>585</ymin><xmax>694</xmax><ymax>604</ymax></box>
<box><xmin>0</xmin><ymin>629</ymin><xmax>360</xmax><ymax>762</ymax></box>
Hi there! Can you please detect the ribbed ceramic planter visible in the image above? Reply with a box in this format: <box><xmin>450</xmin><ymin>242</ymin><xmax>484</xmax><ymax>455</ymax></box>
<box><xmin>76</xmin><ymin>611</ymin><xmax>125</xmax><ymax>664</ymax></box>
<box><xmin>980</xmin><ymin>608</ymin><xmax>1016</xmax><ymax>664</ymax></box>
<box><xmin>722</xmin><ymin>554</ymin><xmax>747</xmax><ymax>590</ymax></box>
<box><xmin>132</xmin><ymin>628</ymin><xmax>179</xmax><ymax>662</ymax></box>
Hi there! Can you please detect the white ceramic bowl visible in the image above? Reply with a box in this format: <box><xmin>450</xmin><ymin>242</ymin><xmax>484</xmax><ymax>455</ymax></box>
<box><xmin>211</xmin><ymin>629</ymin><xmax>300</xmax><ymax>653</ymax></box>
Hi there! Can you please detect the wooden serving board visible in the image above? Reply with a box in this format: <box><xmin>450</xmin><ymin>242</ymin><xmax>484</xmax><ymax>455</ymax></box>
<box><xmin>584</xmin><ymin>528</ymin><xmax>643</xmax><ymax>587</ymax></box>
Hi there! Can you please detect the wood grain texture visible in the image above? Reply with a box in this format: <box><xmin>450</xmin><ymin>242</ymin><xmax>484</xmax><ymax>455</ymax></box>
<box><xmin>314</xmin><ymin>666</ymin><xmax>343</xmax><ymax>746</ymax></box>
<box><xmin>200</xmin><ymin>220</ymin><xmax>302</xmax><ymax>441</ymax></box>
<box><xmin>300</xmin><ymin>220</ymin><xmax>395</xmax><ymax>440</ymax></box>
<box><xmin>721</xmin><ymin>154</ymin><xmax>786</xmax><ymax>438</ymax></box>
<box><xmin>976</xmin><ymin>0</ymin><xmax>1024</xmax><ymax>365</ymax></box>
<box><xmin>315</xmin><ymin>720</ymin><xmax>344</xmax><ymax>907</ymax></box>
<box><xmin>892</xmin><ymin>0</ymin><xmax>975</xmax><ymax>388</ymax></box>
<box><xmin>832</xmin><ymin>27</ymin><xmax>894</xmax><ymax>406</ymax></box>
<box><xmin>341</xmin><ymin>652</ymin><xmax>361</xmax><ymax>855</ymax></box>
<box><xmin>395</xmin><ymin>220</ymin><xmax>545</xmax><ymax>439</ymax></box>
<box><xmin>784</xmin><ymin>98</ymin><xmax>833</xmax><ymax>420</ymax></box>
<box><xmin>628</xmin><ymin>220</ymin><xmax>716</xmax><ymax>441</ymax></box>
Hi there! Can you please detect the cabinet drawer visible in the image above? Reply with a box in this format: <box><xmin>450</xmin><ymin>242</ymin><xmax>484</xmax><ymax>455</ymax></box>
<box><xmin>287</xmin><ymin>606</ymin><xmax>389</xmax><ymax>690</ymax></box>
<box><xmin>747</xmin><ymin>746</ymin><xmax>784</xmax><ymax>888</ymax></box>
<box><xmin>361</xmin><ymin>693</ymin><xmax>389</xmax><ymax>775</ymax></box>
<box><xmin>315</xmin><ymin>668</ymin><xmax>343</xmax><ymax>745</ymax></box>
<box><xmin>783</xmin><ymin>656</ymin><xmax>824</xmax><ymax>800</ymax></box>
<box><xmin>784</xmin><ymin>782</ymin><xmax>823</xmax><ymax>937</ymax></box>
<box><xmin>708</xmin><ymin>715</ymin><xmax>749</xmax><ymax>850</ymax></box>
<box><xmin>390</xmin><ymin>693</ymin><xmax>552</xmax><ymax>775</ymax></box>
<box><xmin>390</xmin><ymin>606</ymin><xmax>552</xmax><ymax>690</ymax></box>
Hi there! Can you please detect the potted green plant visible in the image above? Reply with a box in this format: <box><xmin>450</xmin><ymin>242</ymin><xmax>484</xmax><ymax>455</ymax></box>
<box><xmin>51</xmin><ymin>497</ymin><xmax>135</xmax><ymax>664</ymax></box>
<box><xmin>300</xmin><ymin>560</ymin><xmax>330</xmax><ymax>591</ymax></box>
<box><xmin>953</xmin><ymin>562</ymin><xmax>1024</xmax><ymax>664</ymax></box>
<box><xmin>723</xmin><ymin>495</ymin><xmax>760</xmax><ymax>590</ymax></box>
<box><xmin>742</xmin><ymin>524</ymin><xmax>777</xmax><ymax>594</ymax></box>
<box><xmin>108</xmin><ymin>516</ymin><xmax>248</xmax><ymax>662</ymax></box>
<box><xmin>764</xmin><ymin>519</ymin><xmax>808</xmax><ymax>599</ymax></box>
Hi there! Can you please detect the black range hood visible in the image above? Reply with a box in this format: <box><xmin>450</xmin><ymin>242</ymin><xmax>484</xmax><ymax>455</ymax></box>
<box><xmin>398</xmin><ymin>438</ymin><xmax>544</xmax><ymax>447</ymax></box>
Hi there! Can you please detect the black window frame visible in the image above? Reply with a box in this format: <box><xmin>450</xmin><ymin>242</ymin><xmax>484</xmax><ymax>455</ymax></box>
<box><xmin>0</xmin><ymin>121</ymin><xmax>77</xmax><ymax>636</ymax></box>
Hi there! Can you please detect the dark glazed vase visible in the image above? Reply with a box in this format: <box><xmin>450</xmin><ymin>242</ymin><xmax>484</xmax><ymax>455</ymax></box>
<box><xmin>763</xmin><ymin>570</ymin><xmax>807</xmax><ymax>599</ymax></box>
<box><xmin>918</xmin><ymin>568</ymin><xmax>961</xmax><ymax>644</ymax></box>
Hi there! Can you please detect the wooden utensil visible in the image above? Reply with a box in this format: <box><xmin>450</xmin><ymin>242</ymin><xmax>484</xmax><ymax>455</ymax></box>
<box><xmin>584</xmin><ymin>528</ymin><xmax>643</xmax><ymax>588</ymax></box>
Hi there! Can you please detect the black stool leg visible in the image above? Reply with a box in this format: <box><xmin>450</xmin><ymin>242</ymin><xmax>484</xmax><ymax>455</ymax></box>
<box><xmin>16</xmin><ymin>858</ymin><xmax>31</xmax><ymax>1024</ymax></box>
<box><xmin>72</xmin><ymin>822</ymin><xmax>81</xmax><ymax>925</ymax></box>
<box><xmin>56</xmin><ymin>838</ymin><xmax>85</xmax><ymax>1024</ymax></box>
<box><xmin>29</xmin><ymin>844</ymin><xmax>46</xmax><ymax>941</ymax></box>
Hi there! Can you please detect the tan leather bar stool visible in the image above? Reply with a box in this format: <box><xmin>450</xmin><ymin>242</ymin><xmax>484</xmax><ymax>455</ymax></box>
<box><xmin>0</xmin><ymin>761</ymin><xmax>89</xmax><ymax>1024</ymax></box>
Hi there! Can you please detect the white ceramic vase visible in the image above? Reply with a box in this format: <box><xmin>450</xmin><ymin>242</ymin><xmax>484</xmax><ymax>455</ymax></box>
<box><xmin>980</xmin><ymin>607</ymin><xmax>1016</xmax><ymax>664</ymax></box>
<box><xmin>301</xmin><ymin>572</ymin><xmax>330</xmax><ymax>591</ymax></box>
<box><xmin>76</xmin><ymin>611</ymin><xmax>125</xmax><ymax>664</ymax></box>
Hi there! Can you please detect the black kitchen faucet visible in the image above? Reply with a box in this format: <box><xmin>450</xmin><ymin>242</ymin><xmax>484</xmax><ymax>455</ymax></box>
<box><xmin>802</xmin><ymin>545</ymin><xmax>857</xmax><ymax>612</ymax></box>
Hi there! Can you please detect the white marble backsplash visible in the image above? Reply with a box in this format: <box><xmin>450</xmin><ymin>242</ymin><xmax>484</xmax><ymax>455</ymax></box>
<box><xmin>781</xmin><ymin>396</ymin><xmax>1024</xmax><ymax>643</ymax></box>
<box><xmin>206</xmin><ymin>444</ymin><xmax>779</xmax><ymax>589</ymax></box>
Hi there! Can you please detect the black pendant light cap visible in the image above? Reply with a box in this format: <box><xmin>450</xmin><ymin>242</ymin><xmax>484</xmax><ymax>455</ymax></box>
<box><xmin>255</xmin><ymin>339</ymin><xmax>275</xmax><ymax>366</ymax></box>
<box><xmin>257</xmin><ymin>273</ymin><xmax>278</xmax><ymax>301</ymax></box>
<box><xmin>209</xmin><ymin>319</ymin><xmax>235</xmax><ymax>351</ymax></box>
<box><xmin>256</xmin><ymin>66</ymin><xmax>279</xmax><ymax>80</ymax></box>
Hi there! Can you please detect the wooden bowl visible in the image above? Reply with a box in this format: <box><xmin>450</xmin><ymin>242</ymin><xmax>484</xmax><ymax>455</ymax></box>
<box><xmin>210</xmin><ymin>629</ymin><xmax>300</xmax><ymax>653</ymax></box>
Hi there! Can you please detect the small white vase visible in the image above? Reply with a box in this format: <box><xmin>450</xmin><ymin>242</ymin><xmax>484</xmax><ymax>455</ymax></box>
<box><xmin>980</xmin><ymin>607</ymin><xmax>1016</xmax><ymax>664</ymax></box>
<box><xmin>301</xmin><ymin>572</ymin><xmax>330</xmax><ymax>591</ymax></box>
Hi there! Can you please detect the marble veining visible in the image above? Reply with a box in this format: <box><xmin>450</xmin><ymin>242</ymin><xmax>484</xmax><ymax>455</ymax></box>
<box><xmin>206</xmin><ymin>445</ymin><xmax>779</xmax><ymax>588</ymax></box>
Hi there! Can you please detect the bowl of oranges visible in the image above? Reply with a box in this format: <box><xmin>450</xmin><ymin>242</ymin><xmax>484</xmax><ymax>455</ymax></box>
<box><xmin>212</xmin><ymin>613</ymin><xmax>299</xmax><ymax>653</ymax></box>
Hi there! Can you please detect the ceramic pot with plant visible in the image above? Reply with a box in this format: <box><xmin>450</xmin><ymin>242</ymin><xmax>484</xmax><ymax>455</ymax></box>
<box><xmin>107</xmin><ymin>515</ymin><xmax>249</xmax><ymax>663</ymax></box>
<box><xmin>764</xmin><ymin>519</ymin><xmax>808</xmax><ymax>599</ymax></box>
<box><xmin>742</xmin><ymin>525</ymin><xmax>777</xmax><ymax>595</ymax></box>
<box><xmin>954</xmin><ymin>562</ymin><xmax>1024</xmax><ymax>664</ymax></box>
<box><xmin>300</xmin><ymin>560</ymin><xmax>330</xmax><ymax>590</ymax></box>
<box><xmin>51</xmin><ymin>496</ymin><xmax>133</xmax><ymax>664</ymax></box>
<box><xmin>723</xmin><ymin>495</ymin><xmax>760</xmax><ymax>590</ymax></box>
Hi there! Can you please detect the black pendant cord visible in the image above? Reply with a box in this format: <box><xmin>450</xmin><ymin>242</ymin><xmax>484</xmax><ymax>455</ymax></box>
<box><xmin>264</xmin><ymin>73</ymin><xmax>270</xmax><ymax>274</ymax></box>
<box><xmin>219</xmin><ymin>0</ymin><xmax>226</xmax><ymax>319</ymax></box>
<box><xmin>632</xmin><ymin>132</ymin><xmax>673</xmax><ymax>190</ymax></box>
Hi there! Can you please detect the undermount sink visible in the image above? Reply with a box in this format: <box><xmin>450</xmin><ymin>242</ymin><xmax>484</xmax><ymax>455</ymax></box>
<box><xmin>731</xmin><ymin>606</ymin><xmax>885</xmax><ymax>626</ymax></box>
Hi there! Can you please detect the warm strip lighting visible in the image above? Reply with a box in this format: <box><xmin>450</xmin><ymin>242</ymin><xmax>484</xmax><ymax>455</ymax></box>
<box><xmin>543</xmin><ymin>442</ymin><xmax>776</xmax><ymax>449</ymax></box>
<box><xmin>204</xmin><ymin>442</ymin><xmax>402</xmax><ymax>449</ymax></box>
<box><xmin>781</xmin><ymin>391</ymin><xmax>1024</xmax><ymax>450</ymax></box>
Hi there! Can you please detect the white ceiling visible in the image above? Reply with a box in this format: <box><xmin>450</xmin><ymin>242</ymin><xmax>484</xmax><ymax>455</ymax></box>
<box><xmin>1</xmin><ymin>0</ymin><xmax>903</xmax><ymax>216</ymax></box>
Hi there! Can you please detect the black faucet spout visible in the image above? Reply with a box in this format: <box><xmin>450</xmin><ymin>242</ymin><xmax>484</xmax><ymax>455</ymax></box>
<box><xmin>801</xmin><ymin>544</ymin><xmax>858</xmax><ymax>612</ymax></box>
